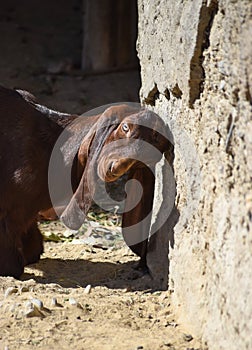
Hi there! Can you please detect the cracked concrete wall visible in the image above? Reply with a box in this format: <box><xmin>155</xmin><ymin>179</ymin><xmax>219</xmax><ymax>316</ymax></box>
<box><xmin>137</xmin><ymin>0</ymin><xmax>252</xmax><ymax>349</ymax></box>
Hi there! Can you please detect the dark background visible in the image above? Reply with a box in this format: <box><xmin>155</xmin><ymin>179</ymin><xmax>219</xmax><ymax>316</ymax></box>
<box><xmin>0</xmin><ymin>0</ymin><xmax>140</xmax><ymax>114</ymax></box>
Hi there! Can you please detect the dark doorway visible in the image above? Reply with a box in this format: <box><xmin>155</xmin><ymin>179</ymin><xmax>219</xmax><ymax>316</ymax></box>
<box><xmin>82</xmin><ymin>0</ymin><xmax>138</xmax><ymax>73</ymax></box>
<box><xmin>0</xmin><ymin>0</ymin><xmax>140</xmax><ymax>113</ymax></box>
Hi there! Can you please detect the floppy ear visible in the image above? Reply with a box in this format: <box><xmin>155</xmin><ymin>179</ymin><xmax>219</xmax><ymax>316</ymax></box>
<box><xmin>77</xmin><ymin>128</ymin><xmax>96</xmax><ymax>168</ymax></box>
<box><xmin>60</xmin><ymin>106</ymin><xmax>134</xmax><ymax>229</ymax></box>
<box><xmin>122</xmin><ymin>164</ymin><xmax>155</xmax><ymax>269</ymax></box>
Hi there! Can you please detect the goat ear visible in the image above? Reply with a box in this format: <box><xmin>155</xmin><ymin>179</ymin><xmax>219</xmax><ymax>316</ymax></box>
<box><xmin>60</xmin><ymin>128</ymin><xmax>98</xmax><ymax>230</ymax></box>
<box><xmin>61</xmin><ymin>121</ymin><xmax>118</xmax><ymax>230</ymax></box>
<box><xmin>78</xmin><ymin>129</ymin><xmax>96</xmax><ymax>168</ymax></box>
<box><xmin>61</xmin><ymin>104</ymin><xmax>141</xmax><ymax>230</ymax></box>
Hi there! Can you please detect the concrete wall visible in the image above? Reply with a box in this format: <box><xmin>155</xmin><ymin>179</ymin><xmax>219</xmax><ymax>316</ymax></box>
<box><xmin>137</xmin><ymin>0</ymin><xmax>252</xmax><ymax>349</ymax></box>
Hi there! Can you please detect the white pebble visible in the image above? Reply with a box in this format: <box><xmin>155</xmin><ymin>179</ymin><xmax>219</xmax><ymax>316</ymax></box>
<box><xmin>51</xmin><ymin>297</ymin><xmax>63</xmax><ymax>308</ymax></box>
<box><xmin>31</xmin><ymin>298</ymin><xmax>43</xmax><ymax>309</ymax></box>
<box><xmin>4</xmin><ymin>287</ymin><xmax>18</xmax><ymax>299</ymax></box>
<box><xmin>69</xmin><ymin>297</ymin><xmax>77</xmax><ymax>305</ymax></box>
<box><xmin>51</xmin><ymin>297</ymin><xmax>57</xmax><ymax>306</ymax></box>
<box><xmin>219</xmin><ymin>80</ymin><xmax>226</xmax><ymax>91</ymax></box>
<box><xmin>84</xmin><ymin>285</ymin><xmax>91</xmax><ymax>294</ymax></box>
<box><xmin>25</xmin><ymin>301</ymin><xmax>33</xmax><ymax>308</ymax></box>
<box><xmin>25</xmin><ymin>302</ymin><xmax>44</xmax><ymax>318</ymax></box>
<box><xmin>68</xmin><ymin>297</ymin><xmax>83</xmax><ymax>309</ymax></box>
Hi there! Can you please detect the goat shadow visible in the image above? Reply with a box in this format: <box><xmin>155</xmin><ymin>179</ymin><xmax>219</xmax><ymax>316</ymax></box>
<box><xmin>21</xmin><ymin>254</ymin><xmax>156</xmax><ymax>292</ymax></box>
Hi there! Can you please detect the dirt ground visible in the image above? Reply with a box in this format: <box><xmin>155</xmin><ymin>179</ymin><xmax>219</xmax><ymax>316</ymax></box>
<box><xmin>0</xmin><ymin>2</ymin><xmax>204</xmax><ymax>349</ymax></box>
<box><xmin>0</xmin><ymin>231</ymin><xmax>203</xmax><ymax>350</ymax></box>
<box><xmin>0</xmin><ymin>218</ymin><xmax>204</xmax><ymax>350</ymax></box>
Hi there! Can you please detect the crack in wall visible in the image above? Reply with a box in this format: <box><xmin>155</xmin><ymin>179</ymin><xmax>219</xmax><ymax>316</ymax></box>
<box><xmin>189</xmin><ymin>0</ymin><xmax>219</xmax><ymax>108</ymax></box>
<box><xmin>245</xmin><ymin>68</ymin><xmax>252</xmax><ymax>105</ymax></box>
<box><xmin>171</xmin><ymin>83</ymin><xmax>183</xmax><ymax>99</ymax></box>
<box><xmin>144</xmin><ymin>84</ymin><xmax>182</xmax><ymax>106</ymax></box>
<box><xmin>144</xmin><ymin>84</ymin><xmax>160</xmax><ymax>106</ymax></box>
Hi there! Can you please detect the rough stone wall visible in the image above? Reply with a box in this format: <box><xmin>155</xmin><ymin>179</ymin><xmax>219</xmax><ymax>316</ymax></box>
<box><xmin>137</xmin><ymin>1</ymin><xmax>252</xmax><ymax>349</ymax></box>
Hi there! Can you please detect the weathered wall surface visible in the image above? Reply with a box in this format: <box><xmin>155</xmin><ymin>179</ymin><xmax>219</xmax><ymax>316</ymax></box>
<box><xmin>137</xmin><ymin>0</ymin><xmax>252</xmax><ymax>349</ymax></box>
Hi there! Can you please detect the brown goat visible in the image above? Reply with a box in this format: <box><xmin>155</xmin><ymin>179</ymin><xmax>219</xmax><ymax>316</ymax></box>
<box><xmin>0</xmin><ymin>86</ymin><xmax>171</xmax><ymax>278</ymax></box>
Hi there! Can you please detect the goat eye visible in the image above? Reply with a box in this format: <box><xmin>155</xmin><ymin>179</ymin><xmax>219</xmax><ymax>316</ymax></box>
<box><xmin>122</xmin><ymin>123</ymin><xmax>129</xmax><ymax>132</ymax></box>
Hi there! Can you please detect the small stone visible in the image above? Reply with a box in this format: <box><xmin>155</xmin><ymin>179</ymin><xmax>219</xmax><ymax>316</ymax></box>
<box><xmin>4</xmin><ymin>287</ymin><xmax>18</xmax><ymax>298</ymax></box>
<box><xmin>68</xmin><ymin>297</ymin><xmax>84</xmax><ymax>309</ymax></box>
<box><xmin>25</xmin><ymin>308</ymin><xmax>43</xmax><ymax>318</ymax></box>
<box><xmin>219</xmin><ymin>80</ymin><xmax>226</xmax><ymax>91</ymax></box>
<box><xmin>51</xmin><ymin>297</ymin><xmax>63</xmax><ymax>308</ymax></box>
<box><xmin>31</xmin><ymin>298</ymin><xmax>43</xmax><ymax>309</ymax></box>
<box><xmin>25</xmin><ymin>301</ymin><xmax>33</xmax><ymax>309</ymax></box>
<box><xmin>69</xmin><ymin>297</ymin><xmax>77</xmax><ymax>305</ymax></box>
<box><xmin>84</xmin><ymin>284</ymin><xmax>91</xmax><ymax>294</ymax></box>
<box><xmin>25</xmin><ymin>304</ymin><xmax>45</xmax><ymax>318</ymax></box>
<box><xmin>183</xmin><ymin>334</ymin><xmax>193</xmax><ymax>342</ymax></box>
<box><xmin>137</xmin><ymin>347</ymin><xmax>144</xmax><ymax>350</ymax></box>
<box><xmin>63</xmin><ymin>230</ymin><xmax>76</xmax><ymax>238</ymax></box>
<box><xmin>19</xmin><ymin>286</ymin><xmax>29</xmax><ymax>293</ymax></box>
<box><xmin>51</xmin><ymin>297</ymin><xmax>57</xmax><ymax>306</ymax></box>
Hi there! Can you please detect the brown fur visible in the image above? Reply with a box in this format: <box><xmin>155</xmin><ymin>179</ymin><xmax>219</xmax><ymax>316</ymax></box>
<box><xmin>0</xmin><ymin>86</ymin><xmax>171</xmax><ymax>278</ymax></box>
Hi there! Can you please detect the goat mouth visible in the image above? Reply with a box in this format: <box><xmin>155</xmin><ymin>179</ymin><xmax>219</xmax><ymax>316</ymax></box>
<box><xmin>106</xmin><ymin>161</ymin><xmax>122</xmax><ymax>181</ymax></box>
<box><xmin>108</xmin><ymin>161</ymin><xmax>115</xmax><ymax>173</ymax></box>
<box><xmin>100</xmin><ymin>159</ymin><xmax>137</xmax><ymax>182</ymax></box>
